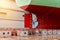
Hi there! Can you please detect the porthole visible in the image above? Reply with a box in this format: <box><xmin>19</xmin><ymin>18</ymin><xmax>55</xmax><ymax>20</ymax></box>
<box><xmin>3</xmin><ymin>32</ymin><xmax>5</xmax><ymax>35</ymax></box>
<box><xmin>23</xmin><ymin>15</ymin><xmax>24</xmax><ymax>17</ymax></box>
<box><xmin>7</xmin><ymin>32</ymin><xmax>9</xmax><ymax>34</ymax></box>
<box><xmin>24</xmin><ymin>32</ymin><xmax>26</xmax><ymax>34</ymax></box>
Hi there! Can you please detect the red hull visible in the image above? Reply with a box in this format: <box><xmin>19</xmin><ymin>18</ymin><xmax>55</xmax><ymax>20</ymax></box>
<box><xmin>20</xmin><ymin>5</ymin><xmax>60</xmax><ymax>29</ymax></box>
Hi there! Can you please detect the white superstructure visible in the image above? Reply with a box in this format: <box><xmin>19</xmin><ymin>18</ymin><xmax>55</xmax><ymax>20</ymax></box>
<box><xmin>0</xmin><ymin>0</ymin><xmax>38</xmax><ymax>37</ymax></box>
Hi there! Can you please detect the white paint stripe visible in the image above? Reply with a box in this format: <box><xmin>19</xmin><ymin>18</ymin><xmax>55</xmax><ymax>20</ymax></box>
<box><xmin>0</xmin><ymin>20</ymin><xmax>24</xmax><ymax>28</ymax></box>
